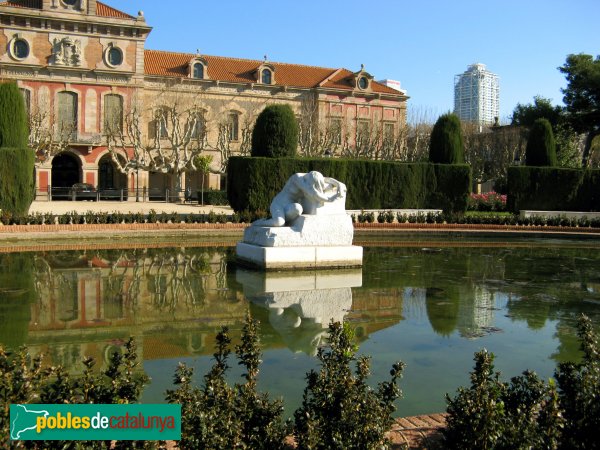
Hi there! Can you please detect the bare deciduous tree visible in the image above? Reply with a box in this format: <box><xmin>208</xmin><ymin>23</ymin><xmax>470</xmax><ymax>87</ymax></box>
<box><xmin>28</xmin><ymin>97</ymin><xmax>76</xmax><ymax>166</ymax></box>
<box><xmin>106</xmin><ymin>88</ymin><xmax>212</xmax><ymax>194</ymax></box>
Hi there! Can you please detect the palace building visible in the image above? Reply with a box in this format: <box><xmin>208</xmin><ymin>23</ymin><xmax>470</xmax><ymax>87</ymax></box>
<box><xmin>0</xmin><ymin>0</ymin><xmax>408</xmax><ymax>200</ymax></box>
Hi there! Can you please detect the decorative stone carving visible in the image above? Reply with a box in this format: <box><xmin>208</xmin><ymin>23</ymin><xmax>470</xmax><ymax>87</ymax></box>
<box><xmin>52</xmin><ymin>37</ymin><xmax>82</xmax><ymax>66</ymax></box>
<box><xmin>254</xmin><ymin>171</ymin><xmax>346</xmax><ymax>227</ymax></box>
<box><xmin>236</xmin><ymin>171</ymin><xmax>363</xmax><ymax>269</ymax></box>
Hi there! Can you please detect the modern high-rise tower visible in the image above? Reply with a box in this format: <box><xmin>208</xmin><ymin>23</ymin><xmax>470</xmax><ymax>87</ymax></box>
<box><xmin>454</xmin><ymin>63</ymin><xmax>499</xmax><ymax>125</ymax></box>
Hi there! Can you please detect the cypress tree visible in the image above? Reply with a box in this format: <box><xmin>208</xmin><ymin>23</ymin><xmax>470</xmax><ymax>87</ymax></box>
<box><xmin>0</xmin><ymin>81</ymin><xmax>35</xmax><ymax>216</ymax></box>
<box><xmin>251</xmin><ymin>104</ymin><xmax>298</xmax><ymax>158</ymax></box>
<box><xmin>525</xmin><ymin>118</ymin><xmax>557</xmax><ymax>166</ymax></box>
<box><xmin>429</xmin><ymin>113</ymin><xmax>465</xmax><ymax>164</ymax></box>
<box><xmin>0</xmin><ymin>81</ymin><xmax>29</xmax><ymax>148</ymax></box>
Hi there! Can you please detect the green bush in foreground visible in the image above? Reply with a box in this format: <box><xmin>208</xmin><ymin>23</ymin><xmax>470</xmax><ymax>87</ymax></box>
<box><xmin>294</xmin><ymin>322</ymin><xmax>405</xmax><ymax>450</ymax></box>
<box><xmin>445</xmin><ymin>314</ymin><xmax>599</xmax><ymax>450</ymax></box>
<box><xmin>555</xmin><ymin>314</ymin><xmax>600</xmax><ymax>449</ymax></box>
<box><xmin>165</xmin><ymin>314</ymin><xmax>287</xmax><ymax>450</ymax></box>
<box><xmin>0</xmin><ymin>338</ymin><xmax>154</xmax><ymax>449</ymax></box>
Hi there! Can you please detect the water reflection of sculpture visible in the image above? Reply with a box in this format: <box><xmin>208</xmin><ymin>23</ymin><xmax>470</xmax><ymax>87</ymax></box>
<box><xmin>237</xmin><ymin>269</ymin><xmax>361</xmax><ymax>356</ymax></box>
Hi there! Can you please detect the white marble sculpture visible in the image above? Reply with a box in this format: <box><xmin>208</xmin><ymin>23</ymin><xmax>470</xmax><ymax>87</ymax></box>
<box><xmin>254</xmin><ymin>171</ymin><xmax>346</xmax><ymax>227</ymax></box>
<box><xmin>236</xmin><ymin>171</ymin><xmax>363</xmax><ymax>269</ymax></box>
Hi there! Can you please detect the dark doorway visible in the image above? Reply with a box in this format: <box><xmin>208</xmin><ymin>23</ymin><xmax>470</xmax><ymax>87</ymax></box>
<box><xmin>98</xmin><ymin>155</ymin><xmax>127</xmax><ymax>189</ymax></box>
<box><xmin>51</xmin><ymin>152</ymin><xmax>80</xmax><ymax>199</ymax></box>
<box><xmin>98</xmin><ymin>155</ymin><xmax>127</xmax><ymax>200</ymax></box>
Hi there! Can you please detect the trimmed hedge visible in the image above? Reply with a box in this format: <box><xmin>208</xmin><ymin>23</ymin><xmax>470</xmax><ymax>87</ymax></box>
<box><xmin>507</xmin><ymin>166</ymin><xmax>600</xmax><ymax>212</ymax></box>
<box><xmin>429</xmin><ymin>113</ymin><xmax>464</xmax><ymax>164</ymax></box>
<box><xmin>251</xmin><ymin>104</ymin><xmax>299</xmax><ymax>158</ymax></box>
<box><xmin>525</xmin><ymin>118</ymin><xmax>557</xmax><ymax>166</ymax></box>
<box><xmin>0</xmin><ymin>147</ymin><xmax>35</xmax><ymax>216</ymax></box>
<box><xmin>227</xmin><ymin>157</ymin><xmax>471</xmax><ymax>213</ymax></box>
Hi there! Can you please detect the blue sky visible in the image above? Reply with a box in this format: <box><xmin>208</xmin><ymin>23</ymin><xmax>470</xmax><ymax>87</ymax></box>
<box><xmin>107</xmin><ymin>0</ymin><xmax>599</xmax><ymax>123</ymax></box>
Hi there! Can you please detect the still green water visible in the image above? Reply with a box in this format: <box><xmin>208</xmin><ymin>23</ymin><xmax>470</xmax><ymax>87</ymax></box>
<box><xmin>1</xmin><ymin>236</ymin><xmax>599</xmax><ymax>417</ymax></box>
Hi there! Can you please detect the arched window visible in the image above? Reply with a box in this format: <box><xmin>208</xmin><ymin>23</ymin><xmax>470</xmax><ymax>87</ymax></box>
<box><xmin>261</xmin><ymin>69</ymin><xmax>272</xmax><ymax>85</ymax></box>
<box><xmin>104</xmin><ymin>94</ymin><xmax>123</xmax><ymax>133</ymax></box>
<box><xmin>57</xmin><ymin>91</ymin><xmax>77</xmax><ymax>139</ymax></box>
<box><xmin>193</xmin><ymin>63</ymin><xmax>204</xmax><ymax>79</ymax></box>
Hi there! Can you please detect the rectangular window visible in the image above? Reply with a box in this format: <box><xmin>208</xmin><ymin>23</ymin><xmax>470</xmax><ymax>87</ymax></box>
<box><xmin>228</xmin><ymin>112</ymin><xmax>239</xmax><ymax>141</ymax></box>
<box><xmin>19</xmin><ymin>88</ymin><xmax>30</xmax><ymax>118</ymax></box>
<box><xmin>357</xmin><ymin>120</ymin><xmax>370</xmax><ymax>142</ymax></box>
<box><xmin>190</xmin><ymin>111</ymin><xmax>207</xmax><ymax>143</ymax></box>
<box><xmin>57</xmin><ymin>91</ymin><xmax>77</xmax><ymax>140</ymax></box>
<box><xmin>331</xmin><ymin>118</ymin><xmax>342</xmax><ymax>145</ymax></box>
<box><xmin>104</xmin><ymin>94</ymin><xmax>123</xmax><ymax>133</ymax></box>
<box><xmin>153</xmin><ymin>107</ymin><xmax>169</xmax><ymax>139</ymax></box>
<box><xmin>383</xmin><ymin>122</ymin><xmax>394</xmax><ymax>142</ymax></box>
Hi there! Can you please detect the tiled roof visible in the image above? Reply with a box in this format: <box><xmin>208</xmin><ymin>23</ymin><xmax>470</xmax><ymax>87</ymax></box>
<box><xmin>144</xmin><ymin>49</ymin><xmax>403</xmax><ymax>95</ymax></box>
<box><xmin>0</xmin><ymin>0</ymin><xmax>42</xmax><ymax>9</ymax></box>
<box><xmin>96</xmin><ymin>1</ymin><xmax>134</xmax><ymax>19</ymax></box>
<box><xmin>0</xmin><ymin>0</ymin><xmax>134</xmax><ymax>19</ymax></box>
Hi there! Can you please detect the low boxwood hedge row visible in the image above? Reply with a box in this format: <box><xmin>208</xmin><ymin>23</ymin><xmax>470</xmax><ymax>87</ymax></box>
<box><xmin>227</xmin><ymin>157</ymin><xmax>471</xmax><ymax>214</ymax></box>
<box><xmin>3</xmin><ymin>209</ymin><xmax>600</xmax><ymax>229</ymax></box>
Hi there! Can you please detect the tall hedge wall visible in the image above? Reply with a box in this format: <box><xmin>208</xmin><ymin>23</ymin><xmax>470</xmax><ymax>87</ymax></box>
<box><xmin>507</xmin><ymin>166</ymin><xmax>600</xmax><ymax>212</ymax></box>
<box><xmin>227</xmin><ymin>157</ymin><xmax>471</xmax><ymax>213</ymax></box>
<box><xmin>0</xmin><ymin>147</ymin><xmax>36</xmax><ymax>216</ymax></box>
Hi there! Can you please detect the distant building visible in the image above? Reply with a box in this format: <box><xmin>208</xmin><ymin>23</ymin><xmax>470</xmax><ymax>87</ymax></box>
<box><xmin>377</xmin><ymin>79</ymin><xmax>407</xmax><ymax>95</ymax></box>
<box><xmin>454</xmin><ymin>63</ymin><xmax>499</xmax><ymax>125</ymax></box>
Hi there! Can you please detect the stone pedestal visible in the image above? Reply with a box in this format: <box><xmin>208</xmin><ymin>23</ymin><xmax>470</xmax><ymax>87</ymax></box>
<box><xmin>236</xmin><ymin>213</ymin><xmax>363</xmax><ymax>270</ymax></box>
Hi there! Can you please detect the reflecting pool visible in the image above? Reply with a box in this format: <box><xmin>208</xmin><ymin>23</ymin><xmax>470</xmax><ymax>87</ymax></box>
<box><xmin>1</xmin><ymin>236</ymin><xmax>599</xmax><ymax>417</ymax></box>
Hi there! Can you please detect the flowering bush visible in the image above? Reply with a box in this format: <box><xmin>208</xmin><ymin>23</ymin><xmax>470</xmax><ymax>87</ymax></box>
<box><xmin>467</xmin><ymin>191</ymin><xmax>507</xmax><ymax>212</ymax></box>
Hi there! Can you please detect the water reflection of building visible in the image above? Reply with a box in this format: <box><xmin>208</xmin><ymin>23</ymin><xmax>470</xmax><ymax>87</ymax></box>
<box><xmin>457</xmin><ymin>286</ymin><xmax>496</xmax><ymax>339</ymax></box>
<box><xmin>403</xmin><ymin>285</ymin><xmax>498</xmax><ymax>338</ymax></box>
<box><xmin>9</xmin><ymin>248</ymin><xmax>409</xmax><ymax>371</ymax></box>
<box><xmin>28</xmin><ymin>249</ymin><xmax>247</xmax><ymax>372</ymax></box>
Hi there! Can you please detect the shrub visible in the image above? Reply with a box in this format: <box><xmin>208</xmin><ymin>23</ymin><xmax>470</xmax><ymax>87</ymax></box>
<box><xmin>203</xmin><ymin>189</ymin><xmax>228</xmax><ymax>206</ymax></box>
<box><xmin>0</xmin><ymin>81</ymin><xmax>29</xmax><ymax>148</ymax></box>
<box><xmin>165</xmin><ymin>314</ymin><xmax>287</xmax><ymax>449</ymax></box>
<box><xmin>467</xmin><ymin>192</ymin><xmax>507</xmax><ymax>212</ymax></box>
<box><xmin>525</xmin><ymin>118</ymin><xmax>557</xmax><ymax>166</ymax></box>
<box><xmin>507</xmin><ymin>166</ymin><xmax>600</xmax><ymax>212</ymax></box>
<box><xmin>251</xmin><ymin>104</ymin><xmax>299</xmax><ymax>158</ymax></box>
<box><xmin>0</xmin><ymin>338</ymin><xmax>153</xmax><ymax>449</ymax></box>
<box><xmin>294</xmin><ymin>321</ymin><xmax>405</xmax><ymax>450</ymax></box>
<box><xmin>555</xmin><ymin>314</ymin><xmax>600</xmax><ymax>449</ymax></box>
<box><xmin>429</xmin><ymin>113</ymin><xmax>464</xmax><ymax>164</ymax></box>
<box><xmin>444</xmin><ymin>349</ymin><xmax>563</xmax><ymax>450</ymax></box>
